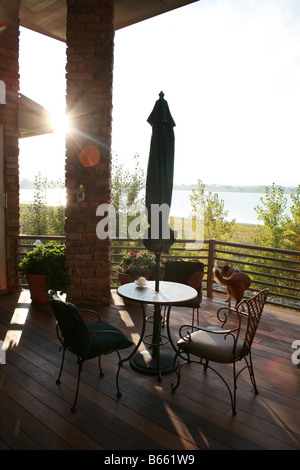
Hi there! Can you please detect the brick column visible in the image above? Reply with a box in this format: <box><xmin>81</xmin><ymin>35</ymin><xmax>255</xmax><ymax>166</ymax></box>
<box><xmin>65</xmin><ymin>0</ymin><xmax>114</xmax><ymax>303</ymax></box>
<box><xmin>0</xmin><ymin>0</ymin><xmax>21</xmax><ymax>294</ymax></box>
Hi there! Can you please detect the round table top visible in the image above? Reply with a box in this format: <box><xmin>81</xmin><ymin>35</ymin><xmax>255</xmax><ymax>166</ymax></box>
<box><xmin>117</xmin><ymin>280</ymin><xmax>197</xmax><ymax>305</ymax></box>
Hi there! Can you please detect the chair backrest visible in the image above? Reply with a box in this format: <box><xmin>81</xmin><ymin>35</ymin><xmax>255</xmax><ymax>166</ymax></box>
<box><xmin>238</xmin><ymin>289</ymin><xmax>268</xmax><ymax>356</ymax></box>
<box><xmin>163</xmin><ymin>260</ymin><xmax>204</xmax><ymax>291</ymax></box>
<box><xmin>48</xmin><ymin>290</ymin><xmax>90</xmax><ymax>357</ymax></box>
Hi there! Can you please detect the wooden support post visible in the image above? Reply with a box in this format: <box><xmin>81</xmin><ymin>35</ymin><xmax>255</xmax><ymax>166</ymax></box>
<box><xmin>206</xmin><ymin>238</ymin><xmax>216</xmax><ymax>298</ymax></box>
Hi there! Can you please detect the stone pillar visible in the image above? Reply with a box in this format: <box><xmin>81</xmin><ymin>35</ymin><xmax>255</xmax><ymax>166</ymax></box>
<box><xmin>65</xmin><ymin>0</ymin><xmax>114</xmax><ymax>303</ymax></box>
<box><xmin>0</xmin><ymin>0</ymin><xmax>21</xmax><ymax>294</ymax></box>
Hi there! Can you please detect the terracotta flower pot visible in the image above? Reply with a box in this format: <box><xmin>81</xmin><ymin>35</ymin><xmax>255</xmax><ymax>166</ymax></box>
<box><xmin>26</xmin><ymin>274</ymin><xmax>49</xmax><ymax>304</ymax></box>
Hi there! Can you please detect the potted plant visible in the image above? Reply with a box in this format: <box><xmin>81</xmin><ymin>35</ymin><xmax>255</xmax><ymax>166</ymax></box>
<box><xmin>19</xmin><ymin>243</ymin><xmax>70</xmax><ymax>303</ymax></box>
<box><xmin>117</xmin><ymin>250</ymin><xmax>164</xmax><ymax>285</ymax></box>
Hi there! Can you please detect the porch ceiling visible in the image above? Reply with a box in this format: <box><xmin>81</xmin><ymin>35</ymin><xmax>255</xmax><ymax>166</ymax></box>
<box><xmin>20</xmin><ymin>0</ymin><xmax>199</xmax><ymax>42</ymax></box>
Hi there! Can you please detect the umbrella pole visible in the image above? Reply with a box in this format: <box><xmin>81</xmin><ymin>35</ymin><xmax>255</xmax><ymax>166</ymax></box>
<box><xmin>155</xmin><ymin>251</ymin><xmax>161</xmax><ymax>292</ymax></box>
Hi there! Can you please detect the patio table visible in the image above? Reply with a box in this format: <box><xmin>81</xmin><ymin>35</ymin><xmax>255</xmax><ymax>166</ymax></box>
<box><xmin>117</xmin><ymin>280</ymin><xmax>197</xmax><ymax>381</ymax></box>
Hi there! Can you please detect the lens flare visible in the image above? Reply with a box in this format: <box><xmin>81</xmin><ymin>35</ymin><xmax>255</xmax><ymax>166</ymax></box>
<box><xmin>78</xmin><ymin>145</ymin><xmax>100</xmax><ymax>167</ymax></box>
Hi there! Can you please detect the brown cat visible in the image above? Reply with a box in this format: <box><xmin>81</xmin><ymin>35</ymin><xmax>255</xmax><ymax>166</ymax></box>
<box><xmin>214</xmin><ymin>264</ymin><xmax>251</xmax><ymax>309</ymax></box>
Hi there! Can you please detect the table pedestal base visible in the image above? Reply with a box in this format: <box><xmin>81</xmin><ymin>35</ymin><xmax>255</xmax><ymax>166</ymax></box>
<box><xmin>130</xmin><ymin>350</ymin><xmax>179</xmax><ymax>378</ymax></box>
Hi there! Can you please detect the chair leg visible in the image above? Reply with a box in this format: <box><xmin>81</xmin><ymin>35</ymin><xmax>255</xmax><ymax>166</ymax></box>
<box><xmin>97</xmin><ymin>352</ymin><xmax>123</xmax><ymax>399</ymax></box>
<box><xmin>191</xmin><ymin>307</ymin><xmax>200</xmax><ymax>330</ymax></box>
<box><xmin>245</xmin><ymin>352</ymin><xmax>258</xmax><ymax>394</ymax></box>
<box><xmin>205</xmin><ymin>360</ymin><xmax>237</xmax><ymax>413</ymax></box>
<box><xmin>161</xmin><ymin>306</ymin><xmax>166</xmax><ymax>328</ymax></box>
<box><xmin>56</xmin><ymin>347</ymin><xmax>66</xmax><ymax>385</ymax></box>
<box><xmin>72</xmin><ymin>361</ymin><xmax>83</xmax><ymax>412</ymax></box>
<box><xmin>232</xmin><ymin>361</ymin><xmax>237</xmax><ymax>414</ymax></box>
<box><xmin>230</xmin><ymin>353</ymin><xmax>259</xmax><ymax>414</ymax></box>
<box><xmin>171</xmin><ymin>350</ymin><xmax>184</xmax><ymax>392</ymax></box>
<box><xmin>116</xmin><ymin>351</ymin><xmax>122</xmax><ymax>398</ymax></box>
<box><xmin>98</xmin><ymin>355</ymin><xmax>104</xmax><ymax>377</ymax></box>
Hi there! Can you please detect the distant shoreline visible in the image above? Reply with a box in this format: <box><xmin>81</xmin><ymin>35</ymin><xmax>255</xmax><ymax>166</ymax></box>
<box><xmin>20</xmin><ymin>178</ymin><xmax>298</xmax><ymax>194</ymax></box>
<box><xmin>173</xmin><ymin>183</ymin><xmax>298</xmax><ymax>194</ymax></box>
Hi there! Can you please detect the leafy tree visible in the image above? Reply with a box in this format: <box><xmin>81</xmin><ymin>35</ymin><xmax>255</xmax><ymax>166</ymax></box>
<box><xmin>251</xmin><ymin>184</ymin><xmax>300</xmax><ymax>299</ymax></box>
<box><xmin>21</xmin><ymin>156</ymin><xmax>146</xmax><ymax>238</ymax></box>
<box><xmin>190</xmin><ymin>179</ymin><xmax>236</xmax><ymax>240</ymax></box>
<box><xmin>47</xmin><ymin>205</ymin><xmax>66</xmax><ymax>236</ymax></box>
<box><xmin>111</xmin><ymin>153</ymin><xmax>145</xmax><ymax>211</ymax></box>
<box><xmin>111</xmin><ymin>154</ymin><xmax>146</xmax><ymax>236</ymax></box>
<box><xmin>285</xmin><ymin>185</ymin><xmax>300</xmax><ymax>251</ymax></box>
<box><xmin>254</xmin><ymin>183</ymin><xmax>289</xmax><ymax>248</ymax></box>
<box><xmin>21</xmin><ymin>173</ymin><xmax>65</xmax><ymax>236</ymax></box>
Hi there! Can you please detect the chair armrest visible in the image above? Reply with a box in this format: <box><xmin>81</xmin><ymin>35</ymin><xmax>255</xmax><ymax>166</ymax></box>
<box><xmin>79</xmin><ymin>309</ymin><xmax>101</xmax><ymax>322</ymax></box>
<box><xmin>216</xmin><ymin>306</ymin><xmax>244</xmax><ymax>329</ymax></box>
<box><xmin>178</xmin><ymin>323</ymin><xmax>239</xmax><ymax>342</ymax></box>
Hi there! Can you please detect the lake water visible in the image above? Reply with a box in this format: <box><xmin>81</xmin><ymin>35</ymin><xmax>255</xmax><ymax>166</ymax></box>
<box><xmin>170</xmin><ymin>190</ymin><xmax>266</xmax><ymax>224</ymax></box>
<box><xmin>20</xmin><ymin>188</ymin><xmax>293</xmax><ymax>225</ymax></box>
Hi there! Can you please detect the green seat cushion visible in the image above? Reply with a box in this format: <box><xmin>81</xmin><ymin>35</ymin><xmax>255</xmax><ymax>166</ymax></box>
<box><xmin>84</xmin><ymin>321</ymin><xmax>133</xmax><ymax>360</ymax></box>
<box><xmin>50</xmin><ymin>297</ymin><xmax>133</xmax><ymax>359</ymax></box>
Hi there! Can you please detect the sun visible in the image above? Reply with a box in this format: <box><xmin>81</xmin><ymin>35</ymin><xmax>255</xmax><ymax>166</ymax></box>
<box><xmin>50</xmin><ymin>110</ymin><xmax>72</xmax><ymax>136</ymax></box>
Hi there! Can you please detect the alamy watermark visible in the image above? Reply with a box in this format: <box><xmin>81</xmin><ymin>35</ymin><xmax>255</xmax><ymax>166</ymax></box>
<box><xmin>96</xmin><ymin>202</ymin><xmax>204</xmax><ymax>249</ymax></box>
<box><xmin>291</xmin><ymin>340</ymin><xmax>300</xmax><ymax>365</ymax></box>
<box><xmin>0</xmin><ymin>340</ymin><xmax>6</xmax><ymax>364</ymax></box>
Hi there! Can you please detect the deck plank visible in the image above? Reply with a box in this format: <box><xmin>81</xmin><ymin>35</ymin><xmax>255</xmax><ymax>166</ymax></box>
<box><xmin>0</xmin><ymin>288</ymin><xmax>299</xmax><ymax>450</ymax></box>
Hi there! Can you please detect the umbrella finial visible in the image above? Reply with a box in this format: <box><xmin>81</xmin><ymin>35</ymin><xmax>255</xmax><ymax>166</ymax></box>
<box><xmin>159</xmin><ymin>91</ymin><xmax>164</xmax><ymax>99</ymax></box>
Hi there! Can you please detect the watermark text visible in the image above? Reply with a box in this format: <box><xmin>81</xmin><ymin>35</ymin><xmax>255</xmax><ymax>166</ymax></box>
<box><xmin>291</xmin><ymin>340</ymin><xmax>300</xmax><ymax>365</ymax></box>
<box><xmin>96</xmin><ymin>202</ymin><xmax>204</xmax><ymax>249</ymax></box>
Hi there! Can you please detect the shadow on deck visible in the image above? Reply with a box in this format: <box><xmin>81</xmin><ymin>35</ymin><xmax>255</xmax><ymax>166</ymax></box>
<box><xmin>0</xmin><ymin>288</ymin><xmax>299</xmax><ymax>450</ymax></box>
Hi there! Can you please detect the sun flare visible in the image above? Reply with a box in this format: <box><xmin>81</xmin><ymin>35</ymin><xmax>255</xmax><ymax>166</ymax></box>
<box><xmin>50</xmin><ymin>110</ymin><xmax>72</xmax><ymax>136</ymax></box>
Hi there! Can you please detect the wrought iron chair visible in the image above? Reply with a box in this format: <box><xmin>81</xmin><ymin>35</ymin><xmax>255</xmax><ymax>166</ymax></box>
<box><xmin>171</xmin><ymin>289</ymin><xmax>268</xmax><ymax>413</ymax></box>
<box><xmin>48</xmin><ymin>290</ymin><xmax>133</xmax><ymax>411</ymax></box>
<box><xmin>163</xmin><ymin>260</ymin><xmax>204</xmax><ymax>326</ymax></box>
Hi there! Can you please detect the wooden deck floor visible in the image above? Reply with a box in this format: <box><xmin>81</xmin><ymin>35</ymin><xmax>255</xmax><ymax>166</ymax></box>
<box><xmin>0</xmin><ymin>288</ymin><xmax>299</xmax><ymax>450</ymax></box>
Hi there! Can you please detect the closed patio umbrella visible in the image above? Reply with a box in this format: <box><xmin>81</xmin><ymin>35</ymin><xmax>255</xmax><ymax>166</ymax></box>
<box><xmin>143</xmin><ymin>91</ymin><xmax>176</xmax><ymax>291</ymax></box>
<box><xmin>131</xmin><ymin>92</ymin><xmax>179</xmax><ymax>378</ymax></box>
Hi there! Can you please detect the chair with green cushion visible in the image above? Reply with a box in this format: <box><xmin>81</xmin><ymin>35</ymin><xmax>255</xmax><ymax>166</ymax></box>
<box><xmin>48</xmin><ymin>290</ymin><xmax>133</xmax><ymax>411</ymax></box>
<box><xmin>171</xmin><ymin>289</ymin><xmax>268</xmax><ymax>413</ymax></box>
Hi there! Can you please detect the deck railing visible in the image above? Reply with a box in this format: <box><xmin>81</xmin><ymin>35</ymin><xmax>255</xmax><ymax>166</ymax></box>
<box><xmin>18</xmin><ymin>235</ymin><xmax>300</xmax><ymax>310</ymax></box>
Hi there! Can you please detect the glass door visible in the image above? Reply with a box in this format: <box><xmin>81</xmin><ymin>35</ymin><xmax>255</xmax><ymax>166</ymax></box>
<box><xmin>0</xmin><ymin>125</ymin><xmax>6</xmax><ymax>291</ymax></box>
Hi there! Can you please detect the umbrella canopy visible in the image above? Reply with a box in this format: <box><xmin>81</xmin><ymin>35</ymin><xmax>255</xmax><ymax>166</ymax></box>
<box><xmin>143</xmin><ymin>92</ymin><xmax>176</xmax><ymax>255</ymax></box>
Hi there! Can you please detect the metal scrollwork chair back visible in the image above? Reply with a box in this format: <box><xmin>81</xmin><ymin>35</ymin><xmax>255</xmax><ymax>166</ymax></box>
<box><xmin>171</xmin><ymin>289</ymin><xmax>268</xmax><ymax>413</ymax></box>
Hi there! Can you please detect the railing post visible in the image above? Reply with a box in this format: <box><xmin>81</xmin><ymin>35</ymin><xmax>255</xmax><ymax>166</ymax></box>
<box><xmin>206</xmin><ymin>239</ymin><xmax>216</xmax><ymax>298</ymax></box>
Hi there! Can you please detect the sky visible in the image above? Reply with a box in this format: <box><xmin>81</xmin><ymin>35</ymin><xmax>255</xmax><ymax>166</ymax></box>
<box><xmin>19</xmin><ymin>0</ymin><xmax>300</xmax><ymax>187</ymax></box>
